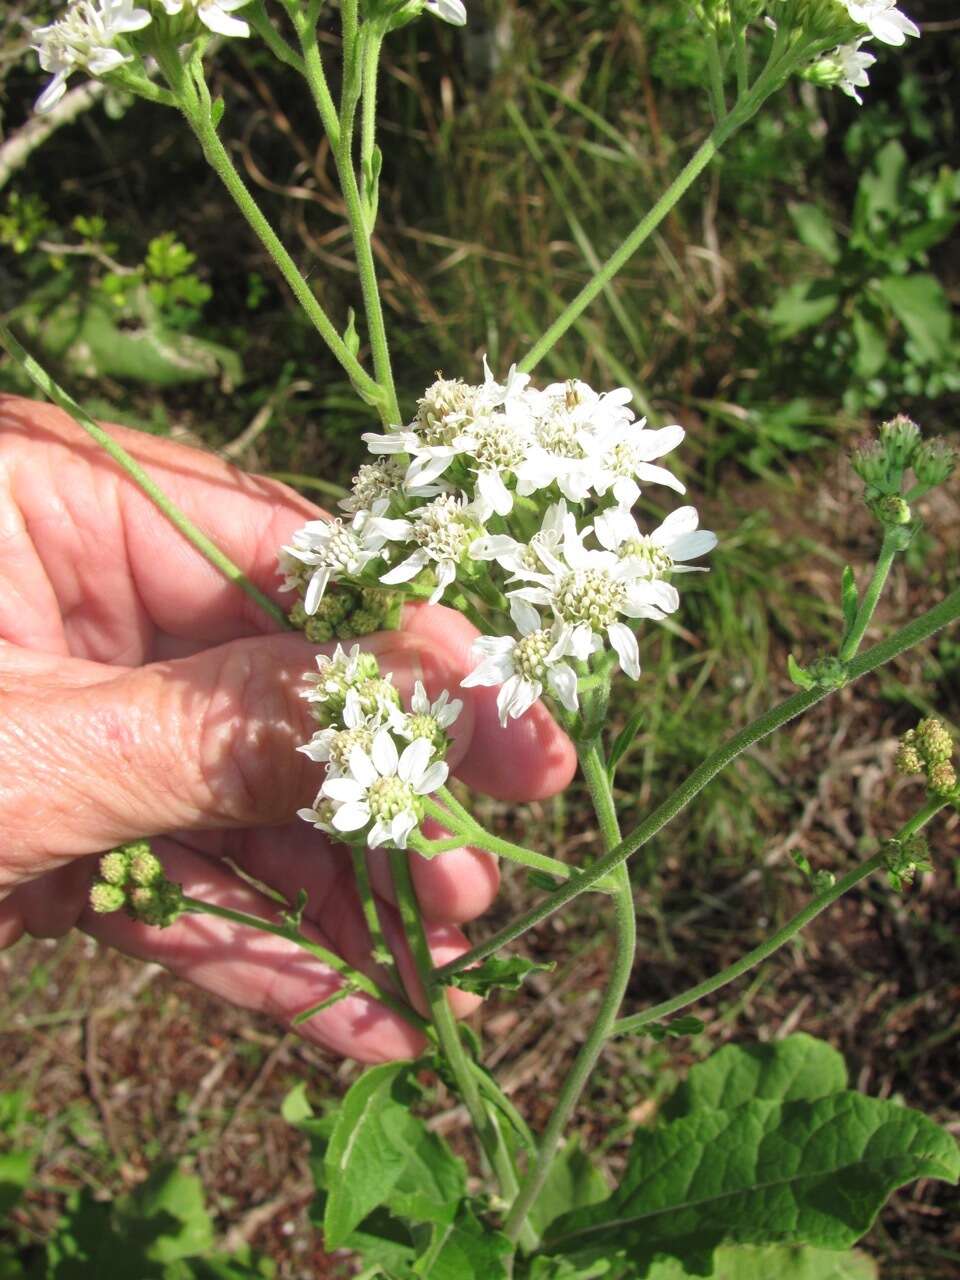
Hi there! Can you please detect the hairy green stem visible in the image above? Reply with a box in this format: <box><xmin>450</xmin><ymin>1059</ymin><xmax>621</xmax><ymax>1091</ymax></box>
<box><xmin>387</xmin><ymin>852</ymin><xmax>536</xmax><ymax>1252</ymax></box>
<box><xmin>517</xmin><ymin>41</ymin><xmax>808</xmax><ymax>373</ymax></box>
<box><xmin>182</xmin><ymin>106</ymin><xmax>383</xmax><ymax>407</ymax></box>
<box><xmin>705</xmin><ymin>27</ymin><xmax>728</xmax><ymax>122</ymax></box>
<box><xmin>0</xmin><ymin>324</ymin><xmax>288</xmax><ymax>629</ymax></box>
<box><xmin>180</xmin><ymin>895</ymin><xmax>427</xmax><ymax>1031</ymax></box>
<box><xmin>839</xmin><ymin>530</ymin><xmax>899</xmax><ymax>661</ymax></box>
<box><xmin>612</xmin><ymin>797</ymin><xmax>947</xmax><ymax>1037</ymax></box>
<box><xmin>351</xmin><ymin>845</ymin><xmax>396</xmax><ymax>974</ymax></box>
<box><xmin>360</xmin><ymin>25</ymin><xmax>385</xmax><ymax>223</ymax></box>
<box><xmin>503</xmin><ymin>743</ymin><xmax>635</xmax><ymax>1245</ymax></box>
<box><xmin>435</xmin><ymin>585</ymin><xmax>960</xmax><ymax>981</ymax></box>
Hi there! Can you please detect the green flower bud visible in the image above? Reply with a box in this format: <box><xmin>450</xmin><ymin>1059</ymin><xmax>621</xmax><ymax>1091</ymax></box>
<box><xmin>912</xmin><ymin>437</ymin><xmax>956</xmax><ymax>491</ymax></box>
<box><xmin>808</xmin><ymin>656</ymin><xmax>848</xmax><ymax>691</ymax></box>
<box><xmin>129</xmin><ymin>881</ymin><xmax>184</xmax><ymax>928</ymax></box>
<box><xmin>850</xmin><ymin>439</ymin><xmax>888</xmax><ymax>489</ymax></box>
<box><xmin>792</xmin><ymin>0</ymin><xmax>860</xmax><ymax>41</ymax></box>
<box><xmin>882</xmin><ymin>833</ymin><xmax>932</xmax><ymax>891</ymax></box>
<box><xmin>304</xmin><ymin>616</ymin><xmax>336</xmax><ymax>644</ymax></box>
<box><xmin>90</xmin><ymin>881</ymin><xmax>126</xmax><ymax>914</ymax></box>
<box><xmin>99</xmin><ymin>850</ymin><xmax>130</xmax><ymax>886</ymax></box>
<box><xmin>345</xmin><ymin>608</ymin><xmax>382</xmax><ymax>637</ymax></box>
<box><xmin>879</xmin><ymin>414</ymin><xmax>921</xmax><ymax>472</ymax></box>
<box><xmin>129</xmin><ymin>849</ymin><xmax>164</xmax><ymax>887</ymax></box>
<box><xmin>928</xmin><ymin>760</ymin><xmax>957</xmax><ymax>798</ymax></box>
<box><xmin>894</xmin><ymin>741</ymin><xmax>923</xmax><ymax>776</ymax></box>
<box><xmin>874</xmin><ymin>494</ymin><xmax>911</xmax><ymax>527</ymax></box>
<box><xmin>288</xmin><ymin>600</ymin><xmax>308</xmax><ymax>630</ymax></box>
<box><xmin>356</xmin><ymin>676</ymin><xmax>401</xmax><ymax>717</ymax></box>
<box><xmin>914</xmin><ymin>717</ymin><xmax>953</xmax><ymax>766</ymax></box>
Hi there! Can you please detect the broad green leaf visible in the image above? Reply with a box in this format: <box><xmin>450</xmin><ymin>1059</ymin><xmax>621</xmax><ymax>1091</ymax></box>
<box><xmin>527</xmin><ymin>1140</ymin><xmax>610</xmax><ymax>1238</ymax></box>
<box><xmin>323</xmin><ymin>1064</ymin><xmax>466</xmax><ymax>1248</ymax></box>
<box><xmin>644</xmin><ymin>1244</ymin><xmax>876</xmax><ymax>1279</ymax></box>
<box><xmin>346</xmin><ymin>1206</ymin><xmax>417</xmax><ymax>1276</ymax></box>
<box><xmin>114</xmin><ymin>1164</ymin><xmax>214</xmax><ymax>1264</ymax></box>
<box><xmin>0</xmin><ymin>1152</ymin><xmax>31</xmax><ymax>1217</ymax></box>
<box><xmin>875</xmin><ymin>274</ymin><xmax>953</xmax><ymax>363</ymax></box>
<box><xmin>544</xmin><ymin>1092</ymin><xmax>959</xmax><ymax>1272</ymax></box>
<box><xmin>895</xmin><ymin>215</ymin><xmax>957</xmax><ymax>258</ymax></box>
<box><xmin>413</xmin><ymin>1207</ymin><xmax>511</xmax><ymax>1280</ymax></box>
<box><xmin>449</xmin><ymin>954</ymin><xmax>554</xmax><ymax>997</ymax></box>
<box><xmin>788</xmin><ymin>203</ymin><xmax>841</xmax><ymax>264</ymax></box>
<box><xmin>854</xmin><ymin>141</ymin><xmax>906</xmax><ymax>237</ymax></box>
<box><xmin>767</xmin><ymin>280</ymin><xmax>839</xmax><ymax>338</ymax></box>
<box><xmin>663</xmin><ymin>1034</ymin><xmax>847</xmax><ymax>1120</ymax></box>
<box><xmin>851</xmin><ymin>307</ymin><xmax>888</xmax><ymax>380</ymax></box>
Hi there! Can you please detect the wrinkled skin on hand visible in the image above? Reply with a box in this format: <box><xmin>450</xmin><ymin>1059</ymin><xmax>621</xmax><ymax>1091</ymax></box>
<box><xmin>0</xmin><ymin>395</ymin><xmax>575</xmax><ymax>1062</ymax></box>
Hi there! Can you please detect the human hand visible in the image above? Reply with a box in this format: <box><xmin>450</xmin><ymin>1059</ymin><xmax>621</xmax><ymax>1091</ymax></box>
<box><xmin>0</xmin><ymin>394</ymin><xmax>575</xmax><ymax>1061</ymax></box>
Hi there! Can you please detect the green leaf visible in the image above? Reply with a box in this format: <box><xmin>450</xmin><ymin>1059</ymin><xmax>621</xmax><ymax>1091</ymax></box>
<box><xmin>114</xmin><ymin>1164</ymin><xmax>215</xmax><ymax>1264</ymax></box>
<box><xmin>788</xmin><ymin>203</ymin><xmax>841</xmax><ymax>264</ymax></box>
<box><xmin>647</xmin><ymin>1016</ymin><xmax>705</xmax><ymax>1043</ymax></box>
<box><xmin>323</xmin><ymin>1064</ymin><xmax>466</xmax><ymax>1248</ymax></box>
<box><xmin>346</xmin><ymin>1206</ymin><xmax>417</xmax><ymax>1276</ymax></box>
<box><xmin>413</xmin><ymin>1207</ymin><xmax>512</xmax><ymax>1279</ymax></box>
<box><xmin>0</xmin><ymin>1152</ymin><xmax>32</xmax><ymax>1218</ymax></box>
<box><xmin>854</xmin><ymin>141</ymin><xmax>906</xmax><ymax>236</ymax></box>
<box><xmin>841</xmin><ymin>568</ymin><xmax>859</xmax><ymax>639</ymax></box>
<box><xmin>663</xmin><ymin>1034</ymin><xmax>847</xmax><ymax>1121</ymax></box>
<box><xmin>280</xmin><ymin>1081</ymin><xmax>313</xmax><ymax>1126</ymax></box>
<box><xmin>787</xmin><ymin>654</ymin><xmax>814</xmax><ymax>691</ymax></box>
<box><xmin>544</xmin><ymin>1092</ymin><xmax>959</xmax><ymax>1272</ymax></box>
<box><xmin>344</xmin><ymin>307</ymin><xmax>361</xmax><ymax>358</ymax></box>
<box><xmin>895</xmin><ymin>215</ymin><xmax>957</xmax><ymax>258</ymax></box>
<box><xmin>644</xmin><ymin>1244</ymin><xmax>876</xmax><ymax>1279</ymax></box>
<box><xmin>449</xmin><ymin>954</ymin><xmax>554</xmax><ymax>997</ymax></box>
<box><xmin>767</xmin><ymin>280</ymin><xmax>839</xmax><ymax>339</ymax></box>
<box><xmin>874</xmin><ymin>274</ymin><xmax>953</xmax><ymax>363</ymax></box>
<box><xmin>607</xmin><ymin>710</ymin><xmax>645</xmax><ymax>779</ymax></box>
<box><xmin>527</xmin><ymin>1140</ymin><xmax>610</xmax><ymax>1239</ymax></box>
<box><xmin>850</xmin><ymin>307</ymin><xmax>888</xmax><ymax>380</ymax></box>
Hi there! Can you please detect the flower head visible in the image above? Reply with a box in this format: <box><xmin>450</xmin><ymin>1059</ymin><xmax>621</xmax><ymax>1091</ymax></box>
<box><xmin>312</xmin><ymin>729</ymin><xmax>448</xmax><ymax>848</ymax></box>
<box><xmin>375</xmin><ymin>493</ymin><xmax>482</xmax><ymax>604</ymax></box>
<box><xmin>156</xmin><ymin>0</ymin><xmax>252</xmax><ymax>38</ymax></box>
<box><xmin>280</xmin><ymin>514</ymin><xmax>391</xmax><ymax>613</ymax></box>
<box><xmin>32</xmin><ymin>0</ymin><xmax>151</xmax><ymax>111</ymax></box>
<box><xmin>424</xmin><ymin>0</ymin><xmax>467</xmax><ymax>24</ymax></box>
<box><xmin>461</xmin><ymin>597</ymin><xmax>581</xmax><ymax>725</ymax></box>
<box><xmin>391</xmin><ymin>680</ymin><xmax>463</xmax><ymax>753</ymax></box>
<box><xmin>841</xmin><ymin>1</ymin><xmax>919</xmax><ymax>46</ymax></box>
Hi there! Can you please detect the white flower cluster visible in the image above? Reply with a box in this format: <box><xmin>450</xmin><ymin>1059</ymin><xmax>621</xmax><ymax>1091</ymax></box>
<box><xmin>281</xmin><ymin>363</ymin><xmax>717</xmax><ymax>727</ymax></box>
<box><xmin>297</xmin><ymin>646</ymin><xmax>459</xmax><ymax>849</ymax></box>
<box><xmin>31</xmin><ymin>0</ymin><xmax>251</xmax><ymax>113</ymax></box>
<box><xmin>783</xmin><ymin>1</ymin><xmax>920</xmax><ymax>105</ymax></box>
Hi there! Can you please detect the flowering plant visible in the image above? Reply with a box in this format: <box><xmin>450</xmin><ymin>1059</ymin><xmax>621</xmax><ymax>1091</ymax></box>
<box><xmin>3</xmin><ymin>1</ymin><xmax>958</xmax><ymax>1276</ymax></box>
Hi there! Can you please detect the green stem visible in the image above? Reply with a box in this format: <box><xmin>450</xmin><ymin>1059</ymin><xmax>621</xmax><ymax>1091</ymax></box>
<box><xmin>612</xmin><ymin>798</ymin><xmax>947</xmax><ymax>1038</ymax></box>
<box><xmin>733</xmin><ymin>23</ymin><xmax>750</xmax><ymax>97</ymax></box>
<box><xmin>387</xmin><ymin>852</ymin><xmax>535</xmax><ymax>1251</ymax></box>
<box><xmin>0</xmin><ymin>324</ymin><xmax>288</xmax><ymax>629</ymax></box>
<box><xmin>295</xmin><ymin>14</ymin><xmax>342</xmax><ymax>147</ymax></box>
<box><xmin>503</xmin><ymin>743</ymin><xmax>635</xmax><ymax>1245</ymax></box>
<box><xmin>839</xmin><ymin>530</ymin><xmax>899</xmax><ymax>661</ymax></box>
<box><xmin>434</xmin><ymin>585</ymin><xmax>960</xmax><ymax>980</ymax></box>
<box><xmin>705</xmin><ymin>27</ymin><xmax>728</xmax><ymax>122</ymax></box>
<box><xmin>351</xmin><ymin>845</ymin><xmax>396</xmax><ymax>974</ymax></box>
<box><xmin>517</xmin><ymin>44</ymin><xmax>804</xmax><ymax>373</ymax></box>
<box><xmin>180</xmin><ymin>895</ymin><xmax>427</xmax><ymax>1031</ymax></box>
<box><xmin>248</xmin><ymin>2</ymin><xmax>306</xmax><ymax>75</ymax></box>
<box><xmin>181</xmin><ymin>106</ymin><xmax>383</xmax><ymax>408</ymax></box>
<box><xmin>360</xmin><ymin>26</ymin><xmax>385</xmax><ymax>223</ymax></box>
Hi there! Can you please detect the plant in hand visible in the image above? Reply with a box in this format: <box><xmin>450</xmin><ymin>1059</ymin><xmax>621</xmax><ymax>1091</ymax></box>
<box><xmin>2</xmin><ymin>1</ymin><xmax>957</xmax><ymax>1276</ymax></box>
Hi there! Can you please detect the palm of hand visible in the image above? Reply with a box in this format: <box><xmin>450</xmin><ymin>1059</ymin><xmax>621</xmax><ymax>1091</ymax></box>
<box><xmin>0</xmin><ymin>396</ymin><xmax>574</xmax><ymax>1060</ymax></box>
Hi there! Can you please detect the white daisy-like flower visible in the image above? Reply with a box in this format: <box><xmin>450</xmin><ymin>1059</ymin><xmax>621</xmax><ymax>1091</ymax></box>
<box><xmin>339</xmin><ymin>457</ymin><xmax>444</xmax><ymax>517</ymax></box>
<box><xmin>374</xmin><ymin>493</ymin><xmax>481</xmax><ymax>604</ymax></box>
<box><xmin>447</xmin><ymin>412</ymin><xmax>532</xmax><ymax>519</ymax></box>
<box><xmin>157</xmin><ymin>0</ymin><xmax>252</xmax><ymax>38</ymax></box>
<box><xmin>298</xmin><ymin>689</ymin><xmax>381</xmax><ymax>773</ymax></box>
<box><xmin>280</xmin><ymin>514</ymin><xmax>391</xmax><ymax>613</ymax></box>
<box><xmin>461</xmin><ymin>597</ymin><xmax>581</xmax><ymax>726</ymax></box>
<box><xmin>841</xmin><ymin>1</ymin><xmax>919</xmax><ymax>46</ymax></box>
<box><xmin>390</xmin><ymin>680</ymin><xmax>463</xmax><ymax>748</ymax></box>
<box><xmin>509</xmin><ymin>513</ymin><xmax>680</xmax><ymax>679</ymax></box>
<box><xmin>32</xmin><ymin>0</ymin><xmax>151</xmax><ymax>112</ymax></box>
<box><xmin>594</xmin><ymin>506</ymin><xmax>718</xmax><ymax>578</ymax></box>
<box><xmin>590</xmin><ymin>420</ymin><xmax>687</xmax><ymax>508</ymax></box>
<box><xmin>512</xmin><ymin>381</ymin><xmax>612</xmax><ymax>503</ymax></box>
<box><xmin>301</xmin><ymin>644</ymin><xmax>390</xmax><ymax>722</ymax></box>
<box><xmin>821</xmin><ymin>38</ymin><xmax>878</xmax><ymax>103</ymax></box>
<box><xmin>470</xmin><ymin>499</ymin><xmax>568</xmax><ymax>576</ymax></box>
<box><xmin>424</xmin><ymin>0</ymin><xmax>467</xmax><ymax>25</ymax></box>
<box><xmin>315</xmin><ymin>730</ymin><xmax>448</xmax><ymax>849</ymax></box>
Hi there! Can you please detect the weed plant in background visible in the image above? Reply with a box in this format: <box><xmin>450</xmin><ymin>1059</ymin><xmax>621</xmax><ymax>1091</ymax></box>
<box><xmin>0</xmin><ymin>2</ymin><xmax>958</xmax><ymax>1278</ymax></box>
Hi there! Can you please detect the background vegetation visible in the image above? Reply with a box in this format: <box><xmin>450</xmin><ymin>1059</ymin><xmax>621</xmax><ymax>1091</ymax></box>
<box><xmin>1</xmin><ymin>1</ymin><xmax>958</xmax><ymax>1275</ymax></box>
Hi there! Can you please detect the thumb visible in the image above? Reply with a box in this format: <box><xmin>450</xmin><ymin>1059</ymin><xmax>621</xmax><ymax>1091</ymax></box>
<box><xmin>0</xmin><ymin>630</ymin><xmax>471</xmax><ymax>889</ymax></box>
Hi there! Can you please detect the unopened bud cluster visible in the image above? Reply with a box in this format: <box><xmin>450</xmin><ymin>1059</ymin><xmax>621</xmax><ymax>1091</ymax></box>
<box><xmin>288</xmin><ymin>586</ymin><xmax>403</xmax><ymax>645</ymax></box>
<box><xmin>851</xmin><ymin>415</ymin><xmax>956</xmax><ymax>530</ymax></box>
<box><xmin>896</xmin><ymin>718</ymin><xmax>958</xmax><ymax>800</ymax></box>
<box><xmin>89</xmin><ymin>839</ymin><xmax>183</xmax><ymax>926</ymax></box>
